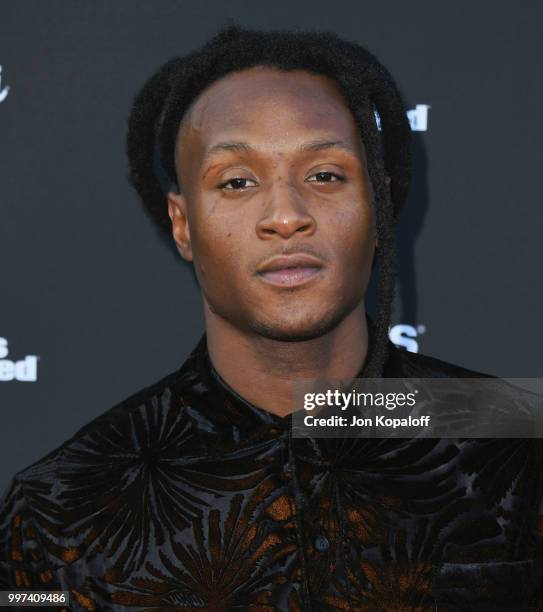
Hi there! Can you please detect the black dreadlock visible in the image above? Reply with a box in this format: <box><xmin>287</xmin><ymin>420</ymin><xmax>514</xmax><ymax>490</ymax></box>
<box><xmin>126</xmin><ymin>24</ymin><xmax>412</xmax><ymax>377</ymax></box>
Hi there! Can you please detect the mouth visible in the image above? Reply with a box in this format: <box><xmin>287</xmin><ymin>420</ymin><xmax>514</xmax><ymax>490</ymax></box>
<box><xmin>256</xmin><ymin>254</ymin><xmax>324</xmax><ymax>288</ymax></box>
<box><xmin>258</xmin><ymin>266</ymin><xmax>322</xmax><ymax>287</ymax></box>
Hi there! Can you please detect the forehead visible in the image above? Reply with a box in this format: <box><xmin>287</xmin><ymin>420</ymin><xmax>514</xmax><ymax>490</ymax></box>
<box><xmin>177</xmin><ymin>66</ymin><xmax>363</xmax><ymax>156</ymax></box>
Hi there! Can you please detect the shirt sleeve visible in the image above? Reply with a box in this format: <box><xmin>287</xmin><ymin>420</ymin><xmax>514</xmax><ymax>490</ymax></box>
<box><xmin>0</xmin><ymin>475</ymin><xmax>60</xmax><ymax>590</ymax></box>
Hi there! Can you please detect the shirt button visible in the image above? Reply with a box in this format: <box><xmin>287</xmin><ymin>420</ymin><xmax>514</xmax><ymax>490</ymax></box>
<box><xmin>314</xmin><ymin>535</ymin><xmax>329</xmax><ymax>552</ymax></box>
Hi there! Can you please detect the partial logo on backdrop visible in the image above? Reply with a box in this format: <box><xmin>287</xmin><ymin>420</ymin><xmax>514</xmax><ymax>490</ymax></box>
<box><xmin>375</xmin><ymin>104</ymin><xmax>430</xmax><ymax>132</ymax></box>
<box><xmin>0</xmin><ymin>337</ymin><xmax>39</xmax><ymax>382</ymax></box>
<box><xmin>0</xmin><ymin>66</ymin><xmax>10</xmax><ymax>104</ymax></box>
<box><xmin>389</xmin><ymin>323</ymin><xmax>426</xmax><ymax>353</ymax></box>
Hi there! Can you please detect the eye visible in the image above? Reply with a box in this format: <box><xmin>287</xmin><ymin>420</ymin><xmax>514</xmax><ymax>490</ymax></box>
<box><xmin>306</xmin><ymin>171</ymin><xmax>345</xmax><ymax>184</ymax></box>
<box><xmin>219</xmin><ymin>177</ymin><xmax>258</xmax><ymax>191</ymax></box>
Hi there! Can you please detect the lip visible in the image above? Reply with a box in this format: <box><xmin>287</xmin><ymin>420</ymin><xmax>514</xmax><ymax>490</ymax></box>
<box><xmin>256</xmin><ymin>254</ymin><xmax>324</xmax><ymax>287</ymax></box>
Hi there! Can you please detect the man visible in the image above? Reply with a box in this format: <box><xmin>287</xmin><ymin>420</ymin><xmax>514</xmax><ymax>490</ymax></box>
<box><xmin>1</xmin><ymin>24</ymin><xmax>543</xmax><ymax>611</ymax></box>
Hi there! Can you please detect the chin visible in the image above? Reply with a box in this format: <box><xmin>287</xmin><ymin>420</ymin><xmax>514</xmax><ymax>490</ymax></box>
<box><xmin>248</xmin><ymin>310</ymin><xmax>345</xmax><ymax>342</ymax></box>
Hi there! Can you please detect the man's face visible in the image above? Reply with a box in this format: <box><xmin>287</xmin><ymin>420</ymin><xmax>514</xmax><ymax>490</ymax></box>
<box><xmin>167</xmin><ymin>65</ymin><xmax>377</xmax><ymax>341</ymax></box>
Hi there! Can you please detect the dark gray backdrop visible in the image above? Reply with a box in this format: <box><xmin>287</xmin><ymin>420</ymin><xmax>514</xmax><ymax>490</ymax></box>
<box><xmin>1</xmin><ymin>0</ymin><xmax>542</xmax><ymax>490</ymax></box>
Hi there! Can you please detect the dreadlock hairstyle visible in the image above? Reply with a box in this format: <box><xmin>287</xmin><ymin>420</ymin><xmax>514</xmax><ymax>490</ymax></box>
<box><xmin>126</xmin><ymin>24</ymin><xmax>412</xmax><ymax>377</ymax></box>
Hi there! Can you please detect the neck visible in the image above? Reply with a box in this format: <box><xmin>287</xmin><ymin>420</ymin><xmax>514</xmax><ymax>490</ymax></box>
<box><xmin>204</xmin><ymin>301</ymin><xmax>369</xmax><ymax>417</ymax></box>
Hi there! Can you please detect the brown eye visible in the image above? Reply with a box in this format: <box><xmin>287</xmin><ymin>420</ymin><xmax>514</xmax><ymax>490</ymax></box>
<box><xmin>219</xmin><ymin>178</ymin><xmax>258</xmax><ymax>190</ymax></box>
<box><xmin>307</xmin><ymin>171</ymin><xmax>344</xmax><ymax>183</ymax></box>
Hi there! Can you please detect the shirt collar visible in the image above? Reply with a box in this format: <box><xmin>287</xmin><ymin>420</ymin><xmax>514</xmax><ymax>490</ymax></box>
<box><xmin>176</xmin><ymin>313</ymin><xmax>402</xmax><ymax>455</ymax></box>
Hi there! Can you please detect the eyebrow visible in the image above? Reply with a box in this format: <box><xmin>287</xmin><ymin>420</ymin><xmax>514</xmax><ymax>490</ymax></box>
<box><xmin>202</xmin><ymin>138</ymin><xmax>359</xmax><ymax>164</ymax></box>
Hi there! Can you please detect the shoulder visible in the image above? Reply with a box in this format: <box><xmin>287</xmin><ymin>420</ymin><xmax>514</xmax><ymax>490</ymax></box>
<box><xmin>0</xmin><ymin>346</ymin><xmax>207</xmax><ymax>583</ymax></box>
<box><xmin>386</xmin><ymin>342</ymin><xmax>543</xmax><ymax>438</ymax></box>
<box><xmin>385</xmin><ymin>341</ymin><xmax>496</xmax><ymax>378</ymax></box>
<box><xmin>7</xmin><ymin>355</ymin><xmax>201</xmax><ymax>490</ymax></box>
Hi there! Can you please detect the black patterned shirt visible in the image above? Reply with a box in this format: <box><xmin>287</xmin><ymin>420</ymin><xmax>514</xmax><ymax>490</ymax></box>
<box><xmin>2</xmin><ymin>329</ymin><xmax>543</xmax><ymax>610</ymax></box>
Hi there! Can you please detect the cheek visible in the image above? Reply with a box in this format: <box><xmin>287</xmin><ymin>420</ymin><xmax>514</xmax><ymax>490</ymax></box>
<box><xmin>189</xmin><ymin>205</ymin><xmax>245</xmax><ymax>285</ymax></box>
<box><xmin>326</xmin><ymin>202</ymin><xmax>376</xmax><ymax>264</ymax></box>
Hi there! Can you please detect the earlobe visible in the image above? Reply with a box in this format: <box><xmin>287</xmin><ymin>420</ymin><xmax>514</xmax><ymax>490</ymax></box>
<box><xmin>167</xmin><ymin>191</ymin><xmax>193</xmax><ymax>262</ymax></box>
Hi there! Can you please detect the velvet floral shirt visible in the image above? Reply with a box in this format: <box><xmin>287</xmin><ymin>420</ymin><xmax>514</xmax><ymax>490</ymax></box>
<box><xmin>2</xmin><ymin>330</ymin><xmax>543</xmax><ymax>611</ymax></box>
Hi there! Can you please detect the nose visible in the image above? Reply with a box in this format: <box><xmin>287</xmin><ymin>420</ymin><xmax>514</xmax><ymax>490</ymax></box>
<box><xmin>256</xmin><ymin>179</ymin><xmax>316</xmax><ymax>239</ymax></box>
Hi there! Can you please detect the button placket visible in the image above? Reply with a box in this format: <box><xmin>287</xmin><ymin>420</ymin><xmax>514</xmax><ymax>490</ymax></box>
<box><xmin>287</xmin><ymin>426</ymin><xmax>312</xmax><ymax>610</ymax></box>
<box><xmin>283</xmin><ymin>462</ymin><xmax>293</xmax><ymax>482</ymax></box>
<box><xmin>314</xmin><ymin>534</ymin><xmax>330</xmax><ymax>552</ymax></box>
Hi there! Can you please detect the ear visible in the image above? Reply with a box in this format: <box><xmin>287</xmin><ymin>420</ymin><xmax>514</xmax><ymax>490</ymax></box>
<box><xmin>167</xmin><ymin>190</ymin><xmax>193</xmax><ymax>262</ymax></box>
